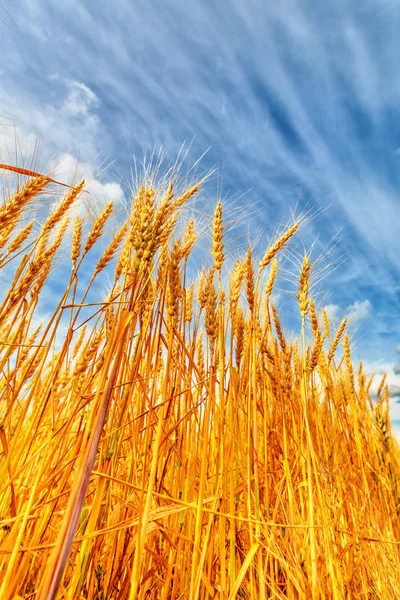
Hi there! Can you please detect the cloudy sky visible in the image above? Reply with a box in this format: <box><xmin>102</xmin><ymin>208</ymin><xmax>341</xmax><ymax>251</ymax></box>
<box><xmin>1</xmin><ymin>0</ymin><xmax>400</xmax><ymax>412</ymax></box>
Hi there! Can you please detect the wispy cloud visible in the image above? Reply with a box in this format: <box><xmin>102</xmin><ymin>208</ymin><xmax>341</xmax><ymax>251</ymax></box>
<box><xmin>0</xmin><ymin>74</ymin><xmax>106</xmax><ymax>165</ymax></box>
<box><xmin>61</xmin><ymin>79</ymin><xmax>100</xmax><ymax>118</ymax></box>
<box><xmin>347</xmin><ymin>299</ymin><xmax>372</xmax><ymax>323</ymax></box>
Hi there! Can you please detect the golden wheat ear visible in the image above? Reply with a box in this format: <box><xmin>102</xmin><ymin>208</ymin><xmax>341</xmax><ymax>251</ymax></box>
<box><xmin>0</xmin><ymin>163</ymin><xmax>86</xmax><ymax>191</ymax></box>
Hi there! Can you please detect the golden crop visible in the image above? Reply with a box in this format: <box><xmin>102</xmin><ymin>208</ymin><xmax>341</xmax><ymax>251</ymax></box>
<box><xmin>0</xmin><ymin>163</ymin><xmax>399</xmax><ymax>599</ymax></box>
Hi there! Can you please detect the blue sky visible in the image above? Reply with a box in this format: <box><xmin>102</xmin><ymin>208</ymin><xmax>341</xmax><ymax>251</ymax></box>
<box><xmin>1</xmin><ymin>0</ymin><xmax>400</xmax><ymax>409</ymax></box>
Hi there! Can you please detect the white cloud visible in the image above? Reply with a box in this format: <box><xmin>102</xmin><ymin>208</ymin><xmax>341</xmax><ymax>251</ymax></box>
<box><xmin>0</xmin><ymin>77</ymin><xmax>102</xmax><ymax>163</ymax></box>
<box><xmin>394</xmin><ymin>349</ymin><xmax>400</xmax><ymax>375</ymax></box>
<box><xmin>346</xmin><ymin>299</ymin><xmax>372</xmax><ymax>323</ymax></box>
<box><xmin>49</xmin><ymin>153</ymin><xmax>124</xmax><ymax>217</ymax></box>
<box><xmin>322</xmin><ymin>299</ymin><xmax>371</xmax><ymax>328</ymax></box>
<box><xmin>62</xmin><ymin>80</ymin><xmax>100</xmax><ymax>117</ymax></box>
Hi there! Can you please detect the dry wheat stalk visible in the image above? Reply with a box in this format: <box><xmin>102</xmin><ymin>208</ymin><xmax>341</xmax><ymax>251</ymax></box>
<box><xmin>6</xmin><ymin>221</ymin><xmax>34</xmax><ymax>256</ymax></box>
<box><xmin>185</xmin><ymin>283</ymin><xmax>194</xmax><ymax>323</ymax></box>
<box><xmin>265</xmin><ymin>258</ymin><xmax>278</xmax><ymax>299</ymax></box>
<box><xmin>322</xmin><ymin>308</ymin><xmax>331</xmax><ymax>339</ymax></box>
<box><xmin>95</xmin><ymin>223</ymin><xmax>128</xmax><ymax>275</ymax></box>
<box><xmin>245</xmin><ymin>248</ymin><xmax>255</xmax><ymax>312</ymax></box>
<box><xmin>259</xmin><ymin>221</ymin><xmax>299</xmax><ymax>270</ymax></box>
<box><xmin>271</xmin><ymin>304</ymin><xmax>286</xmax><ymax>351</ymax></box>
<box><xmin>229</xmin><ymin>260</ymin><xmax>244</xmax><ymax>325</ymax></box>
<box><xmin>71</xmin><ymin>217</ymin><xmax>83</xmax><ymax>268</ymax></box>
<box><xmin>298</xmin><ymin>254</ymin><xmax>310</xmax><ymax>317</ymax></box>
<box><xmin>84</xmin><ymin>201</ymin><xmax>114</xmax><ymax>255</ymax></box>
<box><xmin>182</xmin><ymin>219</ymin><xmax>196</xmax><ymax>260</ymax></box>
<box><xmin>43</xmin><ymin>180</ymin><xmax>85</xmax><ymax>232</ymax></box>
<box><xmin>328</xmin><ymin>318</ymin><xmax>347</xmax><ymax>361</ymax></box>
<box><xmin>212</xmin><ymin>202</ymin><xmax>224</xmax><ymax>271</ymax></box>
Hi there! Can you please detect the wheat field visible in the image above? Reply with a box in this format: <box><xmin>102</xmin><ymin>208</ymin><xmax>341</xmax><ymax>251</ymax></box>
<box><xmin>0</xmin><ymin>163</ymin><xmax>399</xmax><ymax>599</ymax></box>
